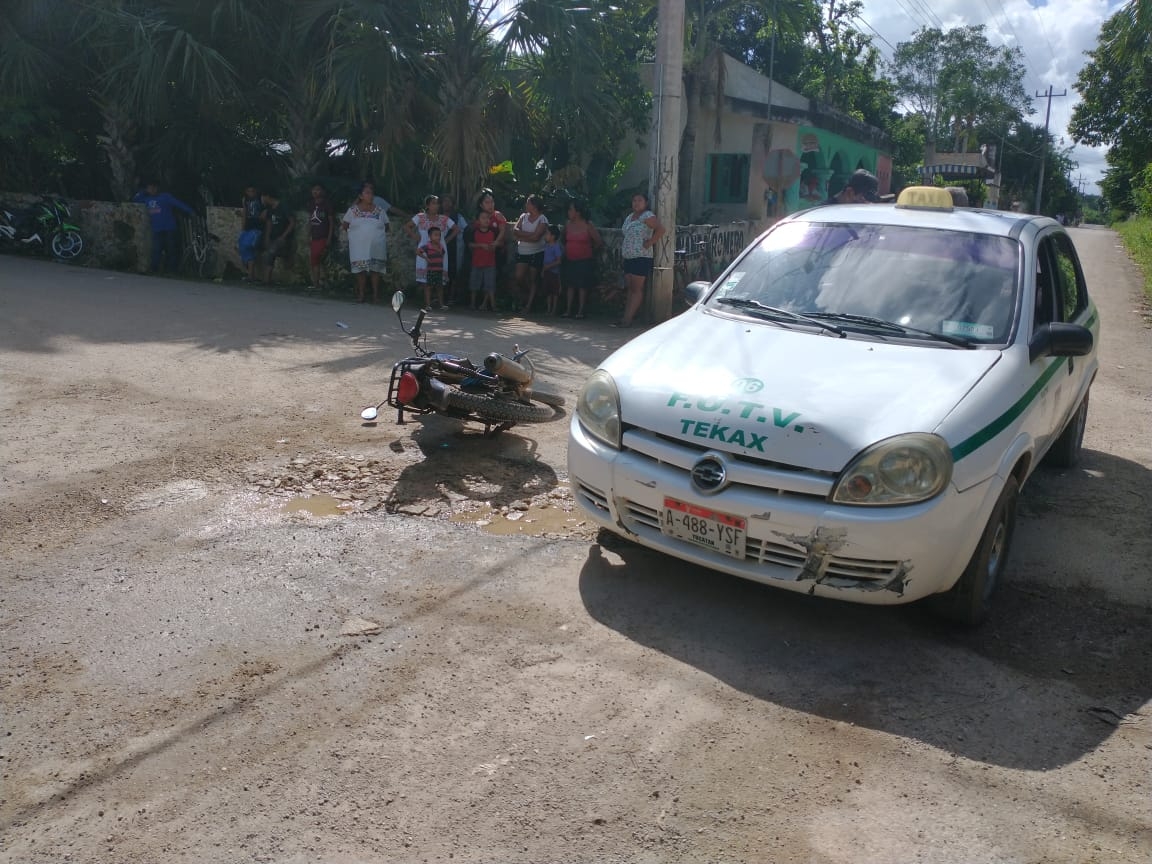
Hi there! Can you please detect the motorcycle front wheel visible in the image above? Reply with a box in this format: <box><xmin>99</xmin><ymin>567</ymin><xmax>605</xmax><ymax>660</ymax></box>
<box><xmin>51</xmin><ymin>231</ymin><xmax>84</xmax><ymax>260</ymax></box>
<box><xmin>445</xmin><ymin>388</ymin><xmax>558</xmax><ymax>424</ymax></box>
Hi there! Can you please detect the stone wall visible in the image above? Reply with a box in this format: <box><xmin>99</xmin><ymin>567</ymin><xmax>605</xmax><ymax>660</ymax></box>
<box><xmin>2</xmin><ymin>191</ymin><xmax>752</xmax><ymax>291</ymax></box>
<box><xmin>1</xmin><ymin>192</ymin><xmax>151</xmax><ymax>272</ymax></box>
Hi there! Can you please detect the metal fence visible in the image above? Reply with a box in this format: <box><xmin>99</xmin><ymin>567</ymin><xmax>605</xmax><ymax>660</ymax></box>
<box><xmin>597</xmin><ymin>222</ymin><xmax>753</xmax><ymax>285</ymax></box>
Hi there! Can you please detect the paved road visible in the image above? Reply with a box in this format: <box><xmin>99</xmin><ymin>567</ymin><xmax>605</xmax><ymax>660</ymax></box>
<box><xmin>1</xmin><ymin>232</ymin><xmax>1149</xmax><ymax>863</ymax></box>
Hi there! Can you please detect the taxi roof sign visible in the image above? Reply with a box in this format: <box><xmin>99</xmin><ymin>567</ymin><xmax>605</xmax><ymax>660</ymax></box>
<box><xmin>896</xmin><ymin>186</ymin><xmax>954</xmax><ymax>211</ymax></box>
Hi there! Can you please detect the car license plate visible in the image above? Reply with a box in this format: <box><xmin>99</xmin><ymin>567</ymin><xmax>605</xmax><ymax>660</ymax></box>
<box><xmin>661</xmin><ymin>497</ymin><xmax>746</xmax><ymax>559</ymax></box>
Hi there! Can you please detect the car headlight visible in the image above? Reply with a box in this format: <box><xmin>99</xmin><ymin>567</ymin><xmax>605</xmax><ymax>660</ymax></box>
<box><xmin>831</xmin><ymin>433</ymin><xmax>952</xmax><ymax>506</ymax></box>
<box><xmin>576</xmin><ymin>369</ymin><xmax>622</xmax><ymax>449</ymax></box>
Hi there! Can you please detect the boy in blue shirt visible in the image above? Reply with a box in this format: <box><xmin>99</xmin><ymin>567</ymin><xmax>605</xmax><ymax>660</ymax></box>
<box><xmin>132</xmin><ymin>182</ymin><xmax>194</xmax><ymax>273</ymax></box>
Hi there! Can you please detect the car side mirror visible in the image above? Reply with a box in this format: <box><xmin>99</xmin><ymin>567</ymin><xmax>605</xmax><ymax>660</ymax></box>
<box><xmin>683</xmin><ymin>280</ymin><xmax>711</xmax><ymax>305</ymax></box>
<box><xmin>1029</xmin><ymin>322</ymin><xmax>1093</xmax><ymax>362</ymax></box>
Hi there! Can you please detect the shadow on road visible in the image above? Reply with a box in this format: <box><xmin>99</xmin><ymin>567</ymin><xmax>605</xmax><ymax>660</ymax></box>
<box><xmin>0</xmin><ymin>256</ymin><xmax>625</xmax><ymax>371</ymax></box>
<box><xmin>384</xmin><ymin>415</ymin><xmax>561</xmax><ymax>512</ymax></box>
<box><xmin>578</xmin><ymin>532</ymin><xmax>1151</xmax><ymax>771</ymax></box>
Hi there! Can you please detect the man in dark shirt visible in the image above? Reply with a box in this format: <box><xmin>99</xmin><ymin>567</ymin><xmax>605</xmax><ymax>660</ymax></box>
<box><xmin>261</xmin><ymin>191</ymin><xmax>296</xmax><ymax>285</ymax></box>
<box><xmin>307</xmin><ymin>184</ymin><xmax>335</xmax><ymax>292</ymax></box>
<box><xmin>822</xmin><ymin>169</ymin><xmax>881</xmax><ymax>205</ymax></box>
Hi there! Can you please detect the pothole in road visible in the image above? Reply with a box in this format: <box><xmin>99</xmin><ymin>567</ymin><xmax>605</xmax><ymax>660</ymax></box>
<box><xmin>249</xmin><ymin>451</ymin><xmax>596</xmax><ymax>540</ymax></box>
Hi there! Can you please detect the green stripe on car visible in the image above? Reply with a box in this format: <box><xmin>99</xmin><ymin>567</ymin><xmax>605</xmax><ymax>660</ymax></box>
<box><xmin>951</xmin><ymin>358</ymin><xmax>1065</xmax><ymax>461</ymax></box>
<box><xmin>952</xmin><ymin>308</ymin><xmax>1097</xmax><ymax>462</ymax></box>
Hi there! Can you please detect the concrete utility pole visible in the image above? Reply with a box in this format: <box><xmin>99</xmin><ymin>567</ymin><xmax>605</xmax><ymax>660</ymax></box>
<box><xmin>649</xmin><ymin>0</ymin><xmax>684</xmax><ymax>323</ymax></box>
<box><xmin>1034</xmin><ymin>85</ymin><xmax>1066</xmax><ymax>215</ymax></box>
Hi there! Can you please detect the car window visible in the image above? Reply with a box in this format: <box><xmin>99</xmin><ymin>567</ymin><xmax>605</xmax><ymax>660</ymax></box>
<box><xmin>1034</xmin><ymin>237</ymin><xmax>1061</xmax><ymax>331</ymax></box>
<box><xmin>1051</xmin><ymin>233</ymin><xmax>1087</xmax><ymax>322</ymax></box>
<box><xmin>709</xmin><ymin>221</ymin><xmax>1021</xmax><ymax>344</ymax></box>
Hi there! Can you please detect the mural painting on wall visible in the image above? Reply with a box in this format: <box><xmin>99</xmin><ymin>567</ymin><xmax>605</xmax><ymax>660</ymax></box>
<box><xmin>749</xmin><ymin>123</ymin><xmax>803</xmax><ymax>221</ymax></box>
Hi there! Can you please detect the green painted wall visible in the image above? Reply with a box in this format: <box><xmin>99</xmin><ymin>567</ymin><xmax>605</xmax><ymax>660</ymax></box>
<box><xmin>779</xmin><ymin>127</ymin><xmax>881</xmax><ymax>215</ymax></box>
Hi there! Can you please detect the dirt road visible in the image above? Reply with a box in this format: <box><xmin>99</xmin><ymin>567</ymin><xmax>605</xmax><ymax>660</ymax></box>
<box><xmin>2</xmin><ymin>227</ymin><xmax>1150</xmax><ymax>863</ymax></box>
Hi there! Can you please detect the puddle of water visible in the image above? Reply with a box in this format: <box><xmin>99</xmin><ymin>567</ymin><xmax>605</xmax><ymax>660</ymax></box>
<box><xmin>282</xmin><ymin>494</ymin><xmax>354</xmax><ymax>517</ymax></box>
<box><xmin>450</xmin><ymin>502</ymin><xmax>583</xmax><ymax>536</ymax></box>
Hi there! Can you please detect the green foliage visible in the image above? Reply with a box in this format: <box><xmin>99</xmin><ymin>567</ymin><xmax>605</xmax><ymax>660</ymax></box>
<box><xmin>887</xmin><ymin>25</ymin><xmax>1030</xmax><ymax>149</ymax></box>
<box><xmin>1114</xmin><ymin>216</ymin><xmax>1152</xmax><ymax>301</ymax></box>
<box><xmin>1071</xmin><ymin>7</ymin><xmax>1152</xmax><ymax>215</ymax></box>
<box><xmin>887</xmin><ymin>113</ymin><xmax>927</xmax><ymax>191</ymax></box>
<box><xmin>931</xmin><ymin>175</ymin><xmax>988</xmax><ymax>207</ymax></box>
<box><xmin>0</xmin><ymin>0</ymin><xmax>651</xmax><ymax>213</ymax></box>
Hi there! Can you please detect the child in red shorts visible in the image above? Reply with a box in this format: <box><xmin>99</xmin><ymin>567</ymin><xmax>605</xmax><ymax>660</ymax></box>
<box><xmin>417</xmin><ymin>226</ymin><xmax>447</xmax><ymax>309</ymax></box>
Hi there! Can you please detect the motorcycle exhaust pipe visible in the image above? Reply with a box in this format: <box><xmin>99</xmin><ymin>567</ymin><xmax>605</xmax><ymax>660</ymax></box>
<box><xmin>484</xmin><ymin>353</ymin><xmax>532</xmax><ymax>384</ymax></box>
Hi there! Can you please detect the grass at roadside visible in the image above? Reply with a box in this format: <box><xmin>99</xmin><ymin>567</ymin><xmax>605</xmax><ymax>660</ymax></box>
<box><xmin>1114</xmin><ymin>217</ymin><xmax>1152</xmax><ymax>302</ymax></box>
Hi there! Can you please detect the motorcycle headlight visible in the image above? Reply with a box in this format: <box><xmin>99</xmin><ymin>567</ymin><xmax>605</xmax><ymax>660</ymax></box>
<box><xmin>831</xmin><ymin>433</ymin><xmax>952</xmax><ymax>506</ymax></box>
<box><xmin>576</xmin><ymin>370</ymin><xmax>622</xmax><ymax>449</ymax></box>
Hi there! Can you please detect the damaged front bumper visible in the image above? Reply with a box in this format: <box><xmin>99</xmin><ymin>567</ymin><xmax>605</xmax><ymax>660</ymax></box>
<box><xmin>568</xmin><ymin>419</ymin><xmax>993</xmax><ymax>605</ymax></box>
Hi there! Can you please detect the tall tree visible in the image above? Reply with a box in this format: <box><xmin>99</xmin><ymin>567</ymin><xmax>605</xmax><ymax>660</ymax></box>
<box><xmin>1070</xmin><ymin>5</ymin><xmax>1152</xmax><ymax>213</ymax></box>
<box><xmin>887</xmin><ymin>25</ymin><xmax>1030</xmax><ymax>154</ymax></box>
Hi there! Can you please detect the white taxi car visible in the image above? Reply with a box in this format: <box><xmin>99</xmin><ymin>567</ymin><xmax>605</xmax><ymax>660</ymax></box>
<box><xmin>569</xmin><ymin>187</ymin><xmax>1098</xmax><ymax>624</ymax></box>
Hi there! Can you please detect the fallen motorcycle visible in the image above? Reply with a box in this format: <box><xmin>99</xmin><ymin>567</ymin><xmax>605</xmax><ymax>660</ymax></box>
<box><xmin>360</xmin><ymin>292</ymin><xmax>565</xmax><ymax>435</ymax></box>
<box><xmin>0</xmin><ymin>197</ymin><xmax>84</xmax><ymax>260</ymax></box>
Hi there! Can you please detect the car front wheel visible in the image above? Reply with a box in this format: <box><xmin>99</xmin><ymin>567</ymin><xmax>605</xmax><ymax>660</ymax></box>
<box><xmin>930</xmin><ymin>476</ymin><xmax>1019</xmax><ymax>626</ymax></box>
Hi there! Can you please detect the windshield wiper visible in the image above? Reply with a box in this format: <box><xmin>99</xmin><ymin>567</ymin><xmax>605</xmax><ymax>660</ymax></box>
<box><xmin>805</xmin><ymin>312</ymin><xmax>975</xmax><ymax>348</ymax></box>
<box><xmin>716</xmin><ymin>298</ymin><xmax>846</xmax><ymax>336</ymax></box>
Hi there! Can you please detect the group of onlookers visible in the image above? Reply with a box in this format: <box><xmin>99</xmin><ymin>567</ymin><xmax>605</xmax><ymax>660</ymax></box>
<box><xmin>311</xmin><ymin>183</ymin><xmax>667</xmax><ymax>327</ymax></box>
<box><xmin>134</xmin><ymin>177</ymin><xmax>669</xmax><ymax>326</ymax></box>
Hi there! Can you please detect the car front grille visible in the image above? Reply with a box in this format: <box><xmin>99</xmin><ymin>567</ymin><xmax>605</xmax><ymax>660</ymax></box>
<box><xmin>622</xmin><ymin>428</ymin><xmax>835</xmax><ymax>500</ymax></box>
<box><xmin>620</xmin><ymin>496</ymin><xmax>903</xmax><ymax>586</ymax></box>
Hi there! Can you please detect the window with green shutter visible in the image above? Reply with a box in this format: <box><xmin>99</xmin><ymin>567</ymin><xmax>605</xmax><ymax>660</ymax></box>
<box><xmin>706</xmin><ymin>154</ymin><xmax>751</xmax><ymax>204</ymax></box>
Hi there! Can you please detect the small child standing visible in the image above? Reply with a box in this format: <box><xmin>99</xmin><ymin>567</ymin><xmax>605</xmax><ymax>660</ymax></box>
<box><xmin>467</xmin><ymin>210</ymin><xmax>499</xmax><ymax>312</ymax></box>
<box><xmin>417</xmin><ymin>226</ymin><xmax>447</xmax><ymax>309</ymax></box>
<box><xmin>405</xmin><ymin>195</ymin><xmax>457</xmax><ymax>309</ymax></box>
<box><xmin>541</xmin><ymin>225</ymin><xmax>563</xmax><ymax>316</ymax></box>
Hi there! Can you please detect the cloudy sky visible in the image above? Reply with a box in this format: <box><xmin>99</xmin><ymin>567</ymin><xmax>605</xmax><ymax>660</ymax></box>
<box><xmin>855</xmin><ymin>0</ymin><xmax>1128</xmax><ymax>195</ymax></box>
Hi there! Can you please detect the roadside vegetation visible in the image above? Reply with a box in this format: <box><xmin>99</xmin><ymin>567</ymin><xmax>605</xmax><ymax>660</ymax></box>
<box><xmin>0</xmin><ymin>0</ymin><xmax>1105</xmax><ymax>220</ymax></box>
<box><xmin>1114</xmin><ymin>219</ymin><xmax>1152</xmax><ymax>302</ymax></box>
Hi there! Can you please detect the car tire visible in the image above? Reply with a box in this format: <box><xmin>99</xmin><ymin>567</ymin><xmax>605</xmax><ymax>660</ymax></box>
<box><xmin>929</xmin><ymin>476</ymin><xmax>1019</xmax><ymax>627</ymax></box>
<box><xmin>1045</xmin><ymin>389</ymin><xmax>1089</xmax><ymax>469</ymax></box>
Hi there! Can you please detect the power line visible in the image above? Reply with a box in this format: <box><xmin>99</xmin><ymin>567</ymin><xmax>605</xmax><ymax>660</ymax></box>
<box><xmin>906</xmin><ymin>0</ymin><xmax>943</xmax><ymax>30</ymax></box>
<box><xmin>982</xmin><ymin>0</ymin><xmax>1038</xmax><ymax>79</ymax></box>
<box><xmin>891</xmin><ymin>0</ymin><xmax>934</xmax><ymax>32</ymax></box>
<box><xmin>1030</xmin><ymin>2</ymin><xmax>1059</xmax><ymax>68</ymax></box>
<box><xmin>851</xmin><ymin>13</ymin><xmax>897</xmax><ymax>58</ymax></box>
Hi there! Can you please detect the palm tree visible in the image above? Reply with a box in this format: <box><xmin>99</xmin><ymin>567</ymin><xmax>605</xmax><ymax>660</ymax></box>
<box><xmin>1107</xmin><ymin>0</ymin><xmax>1152</xmax><ymax>60</ymax></box>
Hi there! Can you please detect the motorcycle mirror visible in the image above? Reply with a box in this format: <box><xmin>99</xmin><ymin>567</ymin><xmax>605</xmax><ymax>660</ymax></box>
<box><xmin>360</xmin><ymin>406</ymin><xmax>379</xmax><ymax>421</ymax></box>
<box><xmin>391</xmin><ymin>292</ymin><xmax>405</xmax><ymax>313</ymax></box>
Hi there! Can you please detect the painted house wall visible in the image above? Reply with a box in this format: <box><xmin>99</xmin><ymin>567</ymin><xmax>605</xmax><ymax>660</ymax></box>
<box><xmin>622</xmin><ymin>57</ymin><xmax>891</xmax><ymax>227</ymax></box>
<box><xmin>794</xmin><ymin>126</ymin><xmax>888</xmax><ymax>208</ymax></box>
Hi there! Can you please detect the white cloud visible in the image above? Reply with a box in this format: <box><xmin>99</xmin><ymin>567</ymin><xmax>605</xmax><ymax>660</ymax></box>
<box><xmin>857</xmin><ymin>0</ymin><xmax>1127</xmax><ymax>194</ymax></box>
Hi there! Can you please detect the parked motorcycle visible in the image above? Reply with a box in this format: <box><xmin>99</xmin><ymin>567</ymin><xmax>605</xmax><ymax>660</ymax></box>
<box><xmin>360</xmin><ymin>292</ymin><xmax>565</xmax><ymax>435</ymax></box>
<box><xmin>0</xmin><ymin>197</ymin><xmax>84</xmax><ymax>260</ymax></box>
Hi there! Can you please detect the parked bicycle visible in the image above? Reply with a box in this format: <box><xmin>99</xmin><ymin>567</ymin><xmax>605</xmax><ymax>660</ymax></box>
<box><xmin>179</xmin><ymin>212</ymin><xmax>219</xmax><ymax>279</ymax></box>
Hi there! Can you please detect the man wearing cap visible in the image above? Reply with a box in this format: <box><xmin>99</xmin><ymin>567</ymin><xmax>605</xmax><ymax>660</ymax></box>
<box><xmin>822</xmin><ymin>169</ymin><xmax>881</xmax><ymax>205</ymax></box>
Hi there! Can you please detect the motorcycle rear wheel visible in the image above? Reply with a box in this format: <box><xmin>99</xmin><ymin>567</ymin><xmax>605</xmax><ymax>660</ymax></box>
<box><xmin>51</xmin><ymin>231</ymin><xmax>84</xmax><ymax>260</ymax></box>
<box><xmin>445</xmin><ymin>388</ymin><xmax>557</xmax><ymax>424</ymax></box>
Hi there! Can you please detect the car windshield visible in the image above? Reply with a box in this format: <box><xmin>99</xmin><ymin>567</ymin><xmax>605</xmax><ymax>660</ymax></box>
<box><xmin>707</xmin><ymin>221</ymin><xmax>1021</xmax><ymax>345</ymax></box>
